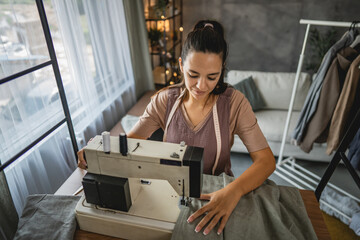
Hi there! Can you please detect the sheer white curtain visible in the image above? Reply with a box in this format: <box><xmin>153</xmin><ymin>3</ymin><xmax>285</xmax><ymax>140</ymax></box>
<box><xmin>4</xmin><ymin>126</ymin><xmax>77</xmax><ymax>215</ymax></box>
<box><xmin>51</xmin><ymin>0</ymin><xmax>136</xmax><ymax>141</ymax></box>
<box><xmin>0</xmin><ymin>0</ymin><xmax>136</xmax><ymax>215</ymax></box>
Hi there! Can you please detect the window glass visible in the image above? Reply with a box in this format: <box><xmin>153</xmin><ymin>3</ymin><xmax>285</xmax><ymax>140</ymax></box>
<box><xmin>0</xmin><ymin>0</ymin><xmax>50</xmax><ymax>79</ymax></box>
<box><xmin>0</xmin><ymin>65</ymin><xmax>64</xmax><ymax>163</ymax></box>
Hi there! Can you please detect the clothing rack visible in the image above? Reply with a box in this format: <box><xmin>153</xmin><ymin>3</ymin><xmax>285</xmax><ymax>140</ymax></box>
<box><xmin>275</xmin><ymin>19</ymin><xmax>360</xmax><ymax>221</ymax></box>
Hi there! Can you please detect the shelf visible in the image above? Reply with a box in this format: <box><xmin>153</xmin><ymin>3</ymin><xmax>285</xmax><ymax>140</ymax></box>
<box><xmin>153</xmin><ymin>66</ymin><xmax>172</xmax><ymax>85</ymax></box>
<box><xmin>144</xmin><ymin>0</ymin><xmax>183</xmax><ymax>86</ymax></box>
<box><xmin>145</xmin><ymin>12</ymin><xmax>181</xmax><ymax>21</ymax></box>
<box><xmin>150</xmin><ymin>40</ymin><xmax>181</xmax><ymax>55</ymax></box>
<box><xmin>169</xmin><ymin>40</ymin><xmax>181</xmax><ymax>50</ymax></box>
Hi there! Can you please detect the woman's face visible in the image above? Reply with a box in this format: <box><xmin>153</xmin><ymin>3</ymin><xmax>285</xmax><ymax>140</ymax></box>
<box><xmin>180</xmin><ymin>51</ymin><xmax>223</xmax><ymax>102</ymax></box>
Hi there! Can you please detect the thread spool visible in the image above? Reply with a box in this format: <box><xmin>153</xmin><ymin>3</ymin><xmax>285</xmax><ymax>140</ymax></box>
<box><xmin>120</xmin><ymin>133</ymin><xmax>128</xmax><ymax>156</ymax></box>
<box><xmin>102</xmin><ymin>131</ymin><xmax>110</xmax><ymax>153</ymax></box>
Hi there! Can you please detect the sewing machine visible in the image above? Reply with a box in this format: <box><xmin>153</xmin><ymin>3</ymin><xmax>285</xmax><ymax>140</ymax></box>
<box><xmin>75</xmin><ymin>134</ymin><xmax>203</xmax><ymax>240</ymax></box>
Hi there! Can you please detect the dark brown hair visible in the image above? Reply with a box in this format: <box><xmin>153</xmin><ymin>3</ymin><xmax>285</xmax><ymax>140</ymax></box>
<box><xmin>157</xmin><ymin>20</ymin><xmax>228</xmax><ymax>96</ymax></box>
<box><xmin>181</xmin><ymin>20</ymin><xmax>228</xmax><ymax>94</ymax></box>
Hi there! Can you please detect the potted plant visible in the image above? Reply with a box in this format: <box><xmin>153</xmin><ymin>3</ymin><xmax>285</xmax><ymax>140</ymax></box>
<box><xmin>305</xmin><ymin>27</ymin><xmax>337</xmax><ymax>74</ymax></box>
<box><xmin>154</xmin><ymin>0</ymin><xmax>168</xmax><ymax>18</ymax></box>
<box><xmin>148</xmin><ymin>27</ymin><xmax>162</xmax><ymax>51</ymax></box>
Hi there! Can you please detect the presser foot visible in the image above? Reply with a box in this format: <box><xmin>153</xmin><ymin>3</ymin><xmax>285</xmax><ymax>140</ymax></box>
<box><xmin>180</xmin><ymin>197</ymin><xmax>192</xmax><ymax>207</ymax></box>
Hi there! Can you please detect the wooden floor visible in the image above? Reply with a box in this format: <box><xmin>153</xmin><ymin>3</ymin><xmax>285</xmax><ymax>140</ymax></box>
<box><xmin>322</xmin><ymin>211</ymin><xmax>360</xmax><ymax>240</ymax></box>
<box><xmin>299</xmin><ymin>190</ymin><xmax>331</xmax><ymax>239</ymax></box>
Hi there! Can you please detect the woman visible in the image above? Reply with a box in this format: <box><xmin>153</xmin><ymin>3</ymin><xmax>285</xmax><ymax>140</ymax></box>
<box><xmin>78</xmin><ymin>20</ymin><xmax>276</xmax><ymax>236</ymax></box>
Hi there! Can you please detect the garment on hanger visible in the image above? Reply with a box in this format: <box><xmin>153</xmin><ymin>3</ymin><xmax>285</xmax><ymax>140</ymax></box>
<box><xmin>349</xmin><ymin>128</ymin><xmax>360</xmax><ymax>170</ymax></box>
<box><xmin>299</xmin><ymin>46</ymin><xmax>359</xmax><ymax>153</ymax></box>
<box><xmin>291</xmin><ymin>30</ymin><xmax>356</xmax><ymax>144</ymax></box>
<box><xmin>350</xmin><ymin>34</ymin><xmax>360</xmax><ymax>48</ymax></box>
<box><xmin>326</xmin><ymin>54</ymin><xmax>360</xmax><ymax>154</ymax></box>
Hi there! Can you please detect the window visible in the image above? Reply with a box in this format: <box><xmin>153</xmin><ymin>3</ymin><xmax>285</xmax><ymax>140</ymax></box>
<box><xmin>0</xmin><ymin>0</ymin><xmax>135</xmax><ymax>214</ymax></box>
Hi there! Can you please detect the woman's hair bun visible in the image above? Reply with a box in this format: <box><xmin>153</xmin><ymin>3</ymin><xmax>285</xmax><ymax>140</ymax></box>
<box><xmin>193</xmin><ymin>20</ymin><xmax>225</xmax><ymax>39</ymax></box>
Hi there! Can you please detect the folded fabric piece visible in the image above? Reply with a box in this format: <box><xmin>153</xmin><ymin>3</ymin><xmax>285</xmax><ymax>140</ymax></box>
<box><xmin>171</xmin><ymin>174</ymin><xmax>317</xmax><ymax>240</ymax></box>
<box><xmin>350</xmin><ymin>212</ymin><xmax>360</xmax><ymax>236</ymax></box>
<box><xmin>320</xmin><ymin>187</ymin><xmax>360</xmax><ymax>225</ymax></box>
<box><xmin>13</xmin><ymin>194</ymin><xmax>81</xmax><ymax>240</ymax></box>
<box><xmin>319</xmin><ymin>186</ymin><xmax>360</xmax><ymax>236</ymax></box>
<box><xmin>291</xmin><ymin>30</ymin><xmax>355</xmax><ymax>144</ymax></box>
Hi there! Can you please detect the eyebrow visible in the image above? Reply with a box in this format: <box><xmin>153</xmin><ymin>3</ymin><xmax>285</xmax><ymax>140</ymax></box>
<box><xmin>189</xmin><ymin>69</ymin><xmax>220</xmax><ymax>75</ymax></box>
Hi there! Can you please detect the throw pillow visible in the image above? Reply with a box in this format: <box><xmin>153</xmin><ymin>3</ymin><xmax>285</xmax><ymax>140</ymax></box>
<box><xmin>233</xmin><ymin>76</ymin><xmax>266</xmax><ymax>111</ymax></box>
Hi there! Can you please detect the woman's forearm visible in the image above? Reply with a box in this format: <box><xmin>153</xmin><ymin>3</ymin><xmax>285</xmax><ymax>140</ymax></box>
<box><xmin>127</xmin><ymin>130</ymin><xmax>148</xmax><ymax>140</ymax></box>
<box><xmin>229</xmin><ymin>147</ymin><xmax>276</xmax><ymax>199</ymax></box>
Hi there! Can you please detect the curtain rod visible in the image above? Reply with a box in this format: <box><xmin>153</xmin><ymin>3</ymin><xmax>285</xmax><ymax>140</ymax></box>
<box><xmin>300</xmin><ymin>19</ymin><xmax>358</xmax><ymax>27</ymax></box>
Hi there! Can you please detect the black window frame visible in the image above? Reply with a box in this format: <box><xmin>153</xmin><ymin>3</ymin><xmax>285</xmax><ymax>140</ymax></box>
<box><xmin>0</xmin><ymin>0</ymin><xmax>78</xmax><ymax>172</ymax></box>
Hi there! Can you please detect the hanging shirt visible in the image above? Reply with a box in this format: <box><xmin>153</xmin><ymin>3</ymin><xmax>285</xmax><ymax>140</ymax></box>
<box><xmin>299</xmin><ymin>47</ymin><xmax>359</xmax><ymax>153</ymax></box>
<box><xmin>327</xmin><ymin>54</ymin><xmax>360</xmax><ymax>154</ymax></box>
<box><xmin>131</xmin><ymin>86</ymin><xmax>268</xmax><ymax>176</ymax></box>
<box><xmin>291</xmin><ymin>30</ymin><xmax>356</xmax><ymax>144</ymax></box>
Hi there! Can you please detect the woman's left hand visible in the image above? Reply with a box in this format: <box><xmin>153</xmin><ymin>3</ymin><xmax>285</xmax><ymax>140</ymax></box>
<box><xmin>186</xmin><ymin>185</ymin><xmax>241</xmax><ymax>236</ymax></box>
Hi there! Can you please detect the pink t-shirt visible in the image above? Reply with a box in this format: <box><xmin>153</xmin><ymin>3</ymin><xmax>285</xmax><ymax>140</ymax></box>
<box><xmin>131</xmin><ymin>87</ymin><xmax>268</xmax><ymax>153</ymax></box>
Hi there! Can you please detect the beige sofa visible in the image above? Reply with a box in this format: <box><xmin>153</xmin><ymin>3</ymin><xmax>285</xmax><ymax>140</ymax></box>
<box><xmin>226</xmin><ymin>70</ymin><xmax>332</xmax><ymax>162</ymax></box>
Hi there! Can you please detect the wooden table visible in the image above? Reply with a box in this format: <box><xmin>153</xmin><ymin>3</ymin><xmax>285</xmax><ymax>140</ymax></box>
<box><xmin>56</xmin><ymin>168</ymin><xmax>330</xmax><ymax>240</ymax></box>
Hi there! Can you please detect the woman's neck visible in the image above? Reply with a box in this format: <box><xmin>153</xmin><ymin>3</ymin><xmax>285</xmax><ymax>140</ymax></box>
<box><xmin>183</xmin><ymin>91</ymin><xmax>214</xmax><ymax>109</ymax></box>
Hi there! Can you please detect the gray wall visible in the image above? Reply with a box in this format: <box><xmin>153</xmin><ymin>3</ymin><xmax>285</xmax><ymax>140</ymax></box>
<box><xmin>182</xmin><ymin>0</ymin><xmax>360</xmax><ymax>72</ymax></box>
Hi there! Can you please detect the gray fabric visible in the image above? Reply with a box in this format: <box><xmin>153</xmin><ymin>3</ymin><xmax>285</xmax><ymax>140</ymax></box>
<box><xmin>291</xmin><ymin>30</ymin><xmax>355</xmax><ymax>144</ymax></box>
<box><xmin>350</xmin><ymin>212</ymin><xmax>360</xmax><ymax>236</ymax></box>
<box><xmin>320</xmin><ymin>187</ymin><xmax>360</xmax><ymax>225</ymax></box>
<box><xmin>13</xmin><ymin>194</ymin><xmax>80</xmax><ymax>240</ymax></box>
<box><xmin>123</xmin><ymin>0</ymin><xmax>155</xmax><ymax>99</ymax></box>
<box><xmin>233</xmin><ymin>76</ymin><xmax>266</xmax><ymax>111</ymax></box>
<box><xmin>320</xmin><ymin>186</ymin><xmax>360</xmax><ymax>236</ymax></box>
<box><xmin>171</xmin><ymin>174</ymin><xmax>317</xmax><ymax>240</ymax></box>
<box><xmin>0</xmin><ymin>171</ymin><xmax>18</xmax><ymax>240</ymax></box>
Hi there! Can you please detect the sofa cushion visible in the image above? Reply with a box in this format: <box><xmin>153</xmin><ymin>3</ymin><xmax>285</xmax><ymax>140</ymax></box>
<box><xmin>121</xmin><ymin>115</ymin><xmax>140</xmax><ymax>133</ymax></box>
<box><xmin>233</xmin><ymin>76</ymin><xmax>266</xmax><ymax>111</ymax></box>
<box><xmin>255</xmin><ymin>110</ymin><xmax>300</xmax><ymax>142</ymax></box>
<box><xmin>226</xmin><ymin>71</ymin><xmax>311</xmax><ymax>111</ymax></box>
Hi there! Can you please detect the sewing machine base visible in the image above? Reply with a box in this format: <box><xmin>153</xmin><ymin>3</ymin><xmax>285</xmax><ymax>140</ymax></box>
<box><xmin>75</xmin><ymin>179</ymin><xmax>181</xmax><ymax>240</ymax></box>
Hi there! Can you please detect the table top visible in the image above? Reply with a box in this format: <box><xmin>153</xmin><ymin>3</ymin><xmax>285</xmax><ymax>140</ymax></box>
<box><xmin>56</xmin><ymin>168</ymin><xmax>330</xmax><ymax>240</ymax></box>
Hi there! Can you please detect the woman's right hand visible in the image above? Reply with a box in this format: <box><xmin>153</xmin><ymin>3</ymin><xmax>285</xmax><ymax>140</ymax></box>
<box><xmin>77</xmin><ymin>138</ymin><xmax>94</xmax><ymax>169</ymax></box>
<box><xmin>77</xmin><ymin>148</ymin><xmax>87</xmax><ymax>169</ymax></box>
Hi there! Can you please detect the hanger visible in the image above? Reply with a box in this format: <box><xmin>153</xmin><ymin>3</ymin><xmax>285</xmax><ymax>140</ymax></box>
<box><xmin>349</xmin><ymin>21</ymin><xmax>359</xmax><ymax>32</ymax></box>
<box><xmin>350</xmin><ymin>21</ymin><xmax>360</xmax><ymax>48</ymax></box>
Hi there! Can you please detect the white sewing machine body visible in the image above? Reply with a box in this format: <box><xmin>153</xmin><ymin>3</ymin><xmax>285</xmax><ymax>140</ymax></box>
<box><xmin>75</xmin><ymin>135</ymin><xmax>203</xmax><ymax>240</ymax></box>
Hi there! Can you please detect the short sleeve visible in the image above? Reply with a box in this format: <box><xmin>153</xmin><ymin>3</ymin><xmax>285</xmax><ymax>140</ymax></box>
<box><xmin>131</xmin><ymin>90</ymin><xmax>168</xmax><ymax>138</ymax></box>
<box><xmin>231</xmin><ymin>90</ymin><xmax>269</xmax><ymax>153</ymax></box>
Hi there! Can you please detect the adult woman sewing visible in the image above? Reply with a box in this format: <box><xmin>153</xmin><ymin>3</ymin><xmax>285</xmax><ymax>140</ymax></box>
<box><xmin>78</xmin><ymin>20</ymin><xmax>275</xmax><ymax>236</ymax></box>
